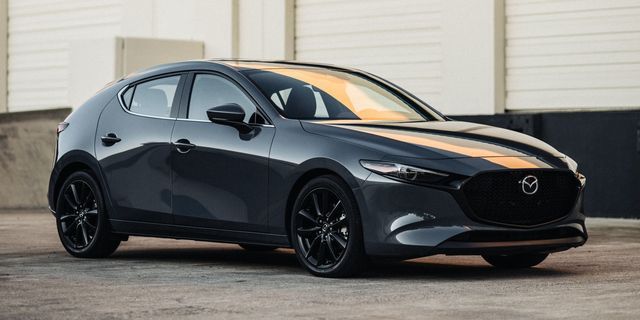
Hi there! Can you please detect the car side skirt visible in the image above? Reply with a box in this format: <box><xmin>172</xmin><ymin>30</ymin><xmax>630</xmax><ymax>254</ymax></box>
<box><xmin>109</xmin><ymin>219</ymin><xmax>291</xmax><ymax>248</ymax></box>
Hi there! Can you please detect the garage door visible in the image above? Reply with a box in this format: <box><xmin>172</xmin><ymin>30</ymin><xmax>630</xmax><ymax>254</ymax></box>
<box><xmin>295</xmin><ymin>0</ymin><xmax>444</xmax><ymax>107</ymax></box>
<box><xmin>505</xmin><ymin>0</ymin><xmax>640</xmax><ymax>110</ymax></box>
<box><xmin>7</xmin><ymin>0</ymin><xmax>123</xmax><ymax>112</ymax></box>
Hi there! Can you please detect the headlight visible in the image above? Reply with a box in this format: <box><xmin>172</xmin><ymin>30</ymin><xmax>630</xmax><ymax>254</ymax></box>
<box><xmin>576</xmin><ymin>172</ymin><xmax>586</xmax><ymax>187</ymax></box>
<box><xmin>360</xmin><ymin>160</ymin><xmax>449</xmax><ymax>184</ymax></box>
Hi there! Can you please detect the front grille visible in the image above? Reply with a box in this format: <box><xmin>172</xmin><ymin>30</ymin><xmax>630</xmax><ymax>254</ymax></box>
<box><xmin>462</xmin><ymin>170</ymin><xmax>580</xmax><ymax>227</ymax></box>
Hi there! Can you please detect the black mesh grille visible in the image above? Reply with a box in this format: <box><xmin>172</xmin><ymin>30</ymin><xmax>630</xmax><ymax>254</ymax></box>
<box><xmin>462</xmin><ymin>170</ymin><xmax>580</xmax><ymax>227</ymax></box>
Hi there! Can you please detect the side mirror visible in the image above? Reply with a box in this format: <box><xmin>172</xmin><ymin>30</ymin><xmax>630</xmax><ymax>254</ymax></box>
<box><xmin>207</xmin><ymin>103</ymin><xmax>245</xmax><ymax>123</ymax></box>
<box><xmin>206</xmin><ymin>103</ymin><xmax>252</xmax><ymax>133</ymax></box>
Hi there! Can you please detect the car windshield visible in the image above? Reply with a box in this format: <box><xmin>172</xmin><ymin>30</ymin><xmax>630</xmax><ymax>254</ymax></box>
<box><xmin>242</xmin><ymin>67</ymin><xmax>439</xmax><ymax>121</ymax></box>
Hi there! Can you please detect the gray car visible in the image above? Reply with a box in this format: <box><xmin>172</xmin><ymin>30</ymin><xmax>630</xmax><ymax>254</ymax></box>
<box><xmin>48</xmin><ymin>60</ymin><xmax>587</xmax><ymax>277</ymax></box>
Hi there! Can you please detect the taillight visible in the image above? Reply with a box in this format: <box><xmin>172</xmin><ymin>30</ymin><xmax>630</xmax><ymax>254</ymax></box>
<box><xmin>57</xmin><ymin>122</ymin><xmax>69</xmax><ymax>134</ymax></box>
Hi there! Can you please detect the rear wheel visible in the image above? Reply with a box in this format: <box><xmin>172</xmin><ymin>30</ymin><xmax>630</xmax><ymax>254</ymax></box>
<box><xmin>291</xmin><ymin>175</ymin><xmax>366</xmax><ymax>277</ymax></box>
<box><xmin>482</xmin><ymin>253</ymin><xmax>549</xmax><ymax>268</ymax></box>
<box><xmin>55</xmin><ymin>171</ymin><xmax>120</xmax><ymax>258</ymax></box>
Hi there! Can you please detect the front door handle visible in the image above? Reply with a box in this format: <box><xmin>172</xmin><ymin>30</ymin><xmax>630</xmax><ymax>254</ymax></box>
<box><xmin>174</xmin><ymin>139</ymin><xmax>196</xmax><ymax>154</ymax></box>
<box><xmin>101</xmin><ymin>133</ymin><xmax>121</xmax><ymax>146</ymax></box>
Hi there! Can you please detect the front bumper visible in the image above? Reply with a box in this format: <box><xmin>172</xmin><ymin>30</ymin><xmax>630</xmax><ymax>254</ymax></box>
<box><xmin>358</xmin><ymin>173</ymin><xmax>587</xmax><ymax>259</ymax></box>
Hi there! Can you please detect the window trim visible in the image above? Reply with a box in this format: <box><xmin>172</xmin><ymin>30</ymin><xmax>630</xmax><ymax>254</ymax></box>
<box><xmin>176</xmin><ymin>71</ymin><xmax>274</xmax><ymax>127</ymax></box>
<box><xmin>117</xmin><ymin>72</ymin><xmax>186</xmax><ymax>120</ymax></box>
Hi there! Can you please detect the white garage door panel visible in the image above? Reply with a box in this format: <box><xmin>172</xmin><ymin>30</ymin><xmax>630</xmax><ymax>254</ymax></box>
<box><xmin>507</xmin><ymin>0</ymin><xmax>640</xmax><ymax>16</ymax></box>
<box><xmin>506</xmin><ymin>0</ymin><xmax>640</xmax><ymax>110</ymax></box>
<box><xmin>7</xmin><ymin>0</ymin><xmax>123</xmax><ymax>112</ymax></box>
<box><xmin>296</xmin><ymin>29</ymin><xmax>440</xmax><ymax>52</ymax></box>
<box><xmin>296</xmin><ymin>0</ymin><xmax>443</xmax><ymax>106</ymax></box>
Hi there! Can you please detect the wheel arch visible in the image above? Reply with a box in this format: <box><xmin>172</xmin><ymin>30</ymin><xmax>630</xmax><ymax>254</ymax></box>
<box><xmin>283</xmin><ymin>158</ymin><xmax>365</xmax><ymax>243</ymax></box>
<box><xmin>49</xmin><ymin>151</ymin><xmax>110</xmax><ymax>216</ymax></box>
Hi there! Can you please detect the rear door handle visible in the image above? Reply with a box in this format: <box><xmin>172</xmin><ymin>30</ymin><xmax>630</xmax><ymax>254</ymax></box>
<box><xmin>174</xmin><ymin>139</ymin><xmax>196</xmax><ymax>154</ymax></box>
<box><xmin>101</xmin><ymin>133</ymin><xmax>121</xmax><ymax>146</ymax></box>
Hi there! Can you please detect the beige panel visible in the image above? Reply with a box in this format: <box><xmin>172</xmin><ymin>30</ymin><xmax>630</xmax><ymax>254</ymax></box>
<box><xmin>121</xmin><ymin>37</ymin><xmax>203</xmax><ymax>74</ymax></box>
<box><xmin>505</xmin><ymin>0</ymin><xmax>640</xmax><ymax>110</ymax></box>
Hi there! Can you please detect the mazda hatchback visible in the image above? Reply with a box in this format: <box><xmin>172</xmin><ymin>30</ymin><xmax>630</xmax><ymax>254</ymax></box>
<box><xmin>48</xmin><ymin>60</ymin><xmax>587</xmax><ymax>277</ymax></box>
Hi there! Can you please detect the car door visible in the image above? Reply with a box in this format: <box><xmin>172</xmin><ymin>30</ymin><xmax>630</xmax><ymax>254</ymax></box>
<box><xmin>170</xmin><ymin>72</ymin><xmax>275</xmax><ymax>232</ymax></box>
<box><xmin>96</xmin><ymin>74</ymin><xmax>185</xmax><ymax>224</ymax></box>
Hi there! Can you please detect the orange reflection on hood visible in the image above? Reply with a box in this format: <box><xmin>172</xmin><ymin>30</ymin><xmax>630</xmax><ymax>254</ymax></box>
<box><xmin>351</xmin><ymin>127</ymin><xmax>544</xmax><ymax>169</ymax></box>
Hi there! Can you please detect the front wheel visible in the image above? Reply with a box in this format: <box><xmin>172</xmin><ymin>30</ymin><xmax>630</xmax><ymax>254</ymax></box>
<box><xmin>291</xmin><ymin>175</ymin><xmax>367</xmax><ymax>277</ymax></box>
<box><xmin>482</xmin><ymin>253</ymin><xmax>549</xmax><ymax>268</ymax></box>
<box><xmin>55</xmin><ymin>171</ymin><xmax>121</xmax><ymax>258</ymax></box>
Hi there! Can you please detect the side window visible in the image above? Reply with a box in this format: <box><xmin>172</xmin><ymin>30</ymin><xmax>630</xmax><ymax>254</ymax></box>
<box><xmin>128</xmin><ymin>76</ymin><xmax>180</xmax><ymax>118</ymax></box>
<box><xmin>188</xmin><ymin>74</ymin><xmax>263</xmax><ymax>123</ymax></box>
<box><xmin>121</xmin><ymin>86</ymin><xmax>134</xmax><ymax>108</ymax></box>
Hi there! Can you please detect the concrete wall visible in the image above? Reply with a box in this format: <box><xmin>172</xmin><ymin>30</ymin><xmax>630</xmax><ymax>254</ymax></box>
<box><xmin>0</xmin><ymin>109</ymin><xmax>70</xmax><ymax>209</ymax></box>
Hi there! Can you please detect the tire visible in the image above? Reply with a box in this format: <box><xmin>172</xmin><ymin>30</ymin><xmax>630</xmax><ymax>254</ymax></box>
<box><xmin>290</xmin><ymin>175</ymin><xmax>367</xmax><ymax>277</ymax></box>
<box><xmin>55</xmin><ymin>171</ymin><xmax>121</xmax><ymax>258</ymax></box>
<box><xmin>239</xmin><ymin>244</ymin><xmax>278</xmax><ymax>251</ymax></box>
<box><xmin>482</xmin><ymin>253</ymin><xmax>549</xmax><ymax>268</ymax></box>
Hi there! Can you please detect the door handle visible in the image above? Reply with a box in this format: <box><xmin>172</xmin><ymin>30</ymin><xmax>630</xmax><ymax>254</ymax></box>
<box><xmin>174</xmin><ymin>139</ymin><xmax>196</xmax><ymax>154</ymax></box>
<box><xmin>101</xmin><ymin>133</ymin><xmax>121</xmax><ymax>146</ymax></box>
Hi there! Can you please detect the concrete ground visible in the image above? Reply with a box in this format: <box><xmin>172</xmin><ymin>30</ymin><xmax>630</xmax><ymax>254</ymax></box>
<box><xmin>0</xmin><ymin>211</ymin><xmax>639</xmax><ymax>319</ymax></box>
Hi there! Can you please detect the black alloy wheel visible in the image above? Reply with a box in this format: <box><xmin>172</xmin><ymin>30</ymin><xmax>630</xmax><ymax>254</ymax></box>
<box><xmin>56</xmin><ymin>171</ymin><xmax>121</xmax><ymax>258</ymax></box>
<box><xmin>58</xmin><ymin>179</ymin><xmax>98</xmax><ymax>249</ymax></box>
<box><xmin>291</xmin><ymin>175</ymin><xmax>366</xmax><ymax>277</ymax></box>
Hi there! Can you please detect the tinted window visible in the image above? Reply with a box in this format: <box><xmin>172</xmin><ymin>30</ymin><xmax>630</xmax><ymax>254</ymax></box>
<box><xmin>244</xmin><ymin>68</ymin><xmax>435</xmax><ymax>121</ymax></box>
<box><xmin>129</xmin><ymin>76</ymin><xmax>180</xmax><ymax>118</ymax></box>
<box><xmin>188</xmin><ymin>74</ymin><xmax>260</xmax><ymax>123</ymax></box>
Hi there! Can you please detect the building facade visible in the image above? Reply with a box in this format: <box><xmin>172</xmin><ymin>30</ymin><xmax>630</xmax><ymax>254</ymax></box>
<box><xmin>2</xmin><ymin>0</ymin><xmax>639</xmax><ymax>114</ymax></box>
<box><xmin>0</xmin><ymin>0</ymin><xmax>639</xmax><ymax>216</ymax></box>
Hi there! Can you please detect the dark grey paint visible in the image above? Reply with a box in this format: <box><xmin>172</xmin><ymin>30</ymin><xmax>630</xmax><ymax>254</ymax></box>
<box><xmin>48</xmin><ymin>60</ymin><xmax>587</xmax><ymax>258</ymax></box>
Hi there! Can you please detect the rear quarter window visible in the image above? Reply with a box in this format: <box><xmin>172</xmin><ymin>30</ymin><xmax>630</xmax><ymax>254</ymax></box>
<box><xmin>122</xmin><ymin>76</ymin><xmax>181</xmax><ymax>118</ymax></box>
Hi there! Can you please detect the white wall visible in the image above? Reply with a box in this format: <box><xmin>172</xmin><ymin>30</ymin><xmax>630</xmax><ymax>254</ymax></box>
<box><xmin>0</xmin><ymin>0</ymin><xmax>7</xmax><ymax>113</ymax></box>
<box><xmin>295</xmin><ymin>0</ymin><xmax>445</xmax><ymax>109</ymax></box>
<box><xmin>5</xmin><ymin>0</ymin><xmax>640</xmax><ymax>114</ymax></box>
<box><xmin>505</xmin><ymin>0</ymin><xmax>640</xmax><ymax>110</ymax></box>
<box><xmin>295</xmin><ymin>0</ymin><xmax>504</xmax><ymax>115</ymax></box>
<box><xmin>7</xmin><ymin>0</ymin><xmax>123</xmax><ymax>112</ymax></box>
<box><xmin>68</xmin><ymin>37</ymin><xmax>203</xmax><ymax>109</ymax></box>
<box><xmin>121</xmin><ymin>0</ymin><xmax>238</xmax><ymax>58</ymax></box>
<box><xmin>238</xmin><ymin>0</ymin><xmax>294</xmax><ymax>60</ymax></box>
<box><xmin>7</xmin><ymin>0</ymin><xmax>213</xmax><ymax>112</ymax></box>
<box><xmin>6</xmin><ymin>0</ymin><xmax>292</xmax><ymax>112</ymax></box>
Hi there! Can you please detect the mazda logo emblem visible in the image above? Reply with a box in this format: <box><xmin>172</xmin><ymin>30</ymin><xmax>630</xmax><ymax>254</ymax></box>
<box><xmin>520</xmin><ymin>175</ymin><xmax>539</xmax><ymax>195</ymax></box>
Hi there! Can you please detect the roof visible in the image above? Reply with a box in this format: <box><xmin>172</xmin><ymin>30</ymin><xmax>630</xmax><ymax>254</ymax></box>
<box><xmin>118</xmin><ymin>59</ymin><xmax>359</xmax><ymax>84</ymax></box>
<box><xmin>209</xmin><ymin>59</ymin><xmax>354</xmax><ymax>72</ymax></box>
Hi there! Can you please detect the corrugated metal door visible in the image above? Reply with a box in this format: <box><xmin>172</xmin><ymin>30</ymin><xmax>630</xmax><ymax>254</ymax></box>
<box><xmin>7</xmin><ymin>0</ymin><xmax>123</xmax><ymax>112</ymax></box>
<box><xmin>295</xmin><ymin>0</ymin><xmax>444</xmax><ymax>106</ymax></box>
<box><xmin>505</xmin><ymin>0</ymin><xmax>640</xmax><ymax>110</ymax></box>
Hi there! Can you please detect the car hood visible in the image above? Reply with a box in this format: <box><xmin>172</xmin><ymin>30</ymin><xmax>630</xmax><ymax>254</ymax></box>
<box><xmin>301</xmin><ymin>120</ymin><xmax>568</xmax><ymax>167</ymax></box>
